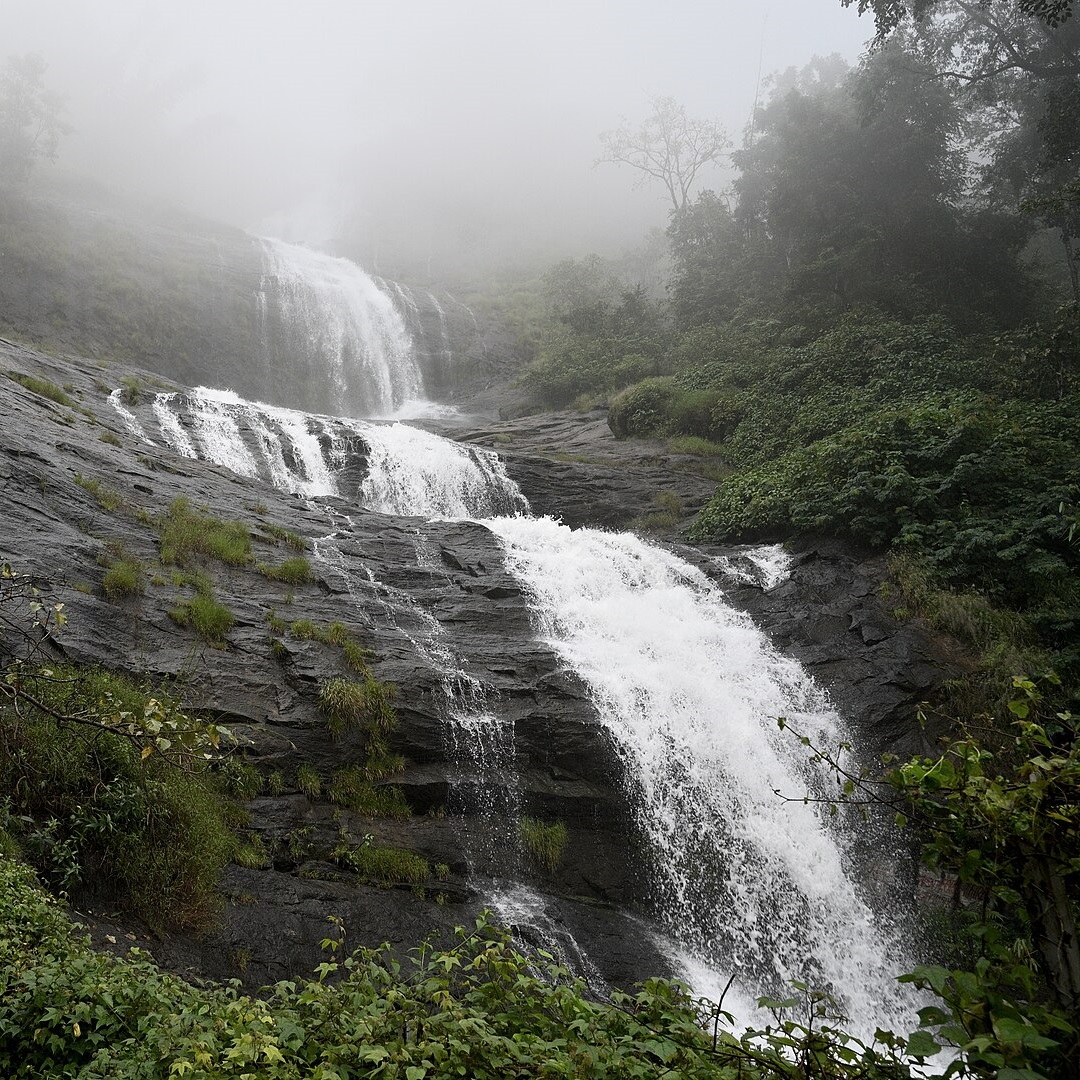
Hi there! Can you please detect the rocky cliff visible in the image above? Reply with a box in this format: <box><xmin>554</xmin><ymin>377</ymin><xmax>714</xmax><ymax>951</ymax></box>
<box><xmin>0</xmin><ymin>335</ymin><xmax>951</xmax><ymax>990</ymax></box>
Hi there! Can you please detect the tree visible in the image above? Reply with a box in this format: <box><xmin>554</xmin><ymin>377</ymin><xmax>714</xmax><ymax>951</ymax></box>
<box><xmin>0</xmin><ymin>53</ymin><xmax>68</xmax><ymax>185</ymax></box>
<box><xmin>841</xmin><ymin>0</ymin><xmax>1075</xmax><ymax>36</ymax></box>
<box><xmin>599</xmin><ymin>96</ymin><xmax>729</xmax><ymax>213</ymax></box>
<box><xmin>842</xmin><ymin>2</ymin><xmax>1080</xmax><ymax>298</ymax></box>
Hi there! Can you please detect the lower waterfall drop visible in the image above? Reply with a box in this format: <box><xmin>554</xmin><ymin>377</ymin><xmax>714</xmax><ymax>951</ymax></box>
<box><xmin>484</xmin><ymin>514</ymin><xmax>921</xmax><ymax>1036</ymax></box>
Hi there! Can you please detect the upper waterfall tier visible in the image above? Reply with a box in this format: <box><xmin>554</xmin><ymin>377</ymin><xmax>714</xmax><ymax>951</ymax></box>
<box><xmin>258</xmin><ymin>238</ymin><xmax>424</xmax><ymax>416</ymax></box>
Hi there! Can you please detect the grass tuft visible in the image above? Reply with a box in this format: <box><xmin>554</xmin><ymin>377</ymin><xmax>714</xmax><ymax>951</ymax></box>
<box><xmin>519</xmin><ymin>817</ymin><xmax>568</xmax><ymax>872</ymax></box>
<box><xmin>8</xmin><ymin>371</ymin><xmax>74</xmax><ymax>406</ymax></box>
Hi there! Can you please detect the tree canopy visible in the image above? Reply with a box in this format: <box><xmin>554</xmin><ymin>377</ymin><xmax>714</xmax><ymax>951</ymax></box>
<box><xmin>0</xmin><ymin>53</ymin><xmax>67</xmax><ymax>185</ymax></box>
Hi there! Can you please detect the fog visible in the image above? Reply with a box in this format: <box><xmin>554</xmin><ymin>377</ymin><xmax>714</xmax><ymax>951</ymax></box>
<box><xmin>4</xmin><ymin>0</ymin><xmax>871</xmax><ymax>280</ymax></box>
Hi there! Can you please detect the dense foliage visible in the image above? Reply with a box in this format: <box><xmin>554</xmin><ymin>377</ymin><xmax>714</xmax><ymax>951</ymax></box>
<box><xmin>524</xmin><ymin>11</ymin><xmax>1080</xmax><ymax>689</ymax></box>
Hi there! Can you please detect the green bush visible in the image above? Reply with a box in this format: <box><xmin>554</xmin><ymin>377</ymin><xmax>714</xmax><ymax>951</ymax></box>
<box><xmin>101</xmin><ymin>557</ymin><xmax>145</xmax><ymax>600</ymax></box>
<box><xmin>0</xmin><ymin>667</ymin><xmax>234</xmax><ymax>930</ymax></box>
<box><xmin>608</xmin><ymin>376</ymin><xmax>680</xmax><ymax>437</ymax></box>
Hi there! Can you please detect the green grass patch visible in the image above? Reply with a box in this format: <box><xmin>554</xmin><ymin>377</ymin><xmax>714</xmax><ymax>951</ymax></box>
<box><xmin>335</xmin><ymin>841</ymin><xmax>429</xmax><ymax>886</ymax></box>
<box><xmin>8</xmin><ymin>371</ymin><xmax>74</xmax><ymax>406</ymax></box>
<box><xmin>327</xmin><ymin>766</ymin><xmax>410</xmax><ymax>818</ymax></box>
<box><xmin>519</xmin><ymin>817</ymin><xmax>567</xmax><ymax>872</ymax></box>
<box><xmin>232</xmin><ymin>832</ymin><xmax>271</xmax><ymax>869</ymax></box>
<box><xmin>289</xmin><ymin>618</ymin><xmax>320</xmax><ymax>640</ymax></box>
<box><xmin>169</xmin><ymin>593</ymin><xmax>235</xmax><ymax>644</ymax></box>
<box><xmin>74</xmin><ymin>473</ymin><xmax>124</xmax><ymax>511</ymax></box>
<box><xmin>295</xmin><ymin>762</ymin><xmax>321</xmax><ymax>799</ymax></box>
<box><xmin>668</xmin><ymin>434</ymin><xmax>724</xmax><ymax>456</ymax></box>
<box><xmin>342</xmin><ymin>638</ymin><xmax>373</xmax><ymax>674</ymax></box>
<box><xmin>257</xmin><ymin>522</ymin><xmax>306</xmax><ymax>550</ymax></box>
<box><xmin>318</xmin><ymin>676</ymin><xmax>397</xmax><ymax>738</ymax></box>
<box><xmin>101</xmin><ymin>558</ymin><xmax>145</xmax><ymax>600</ymax></box>
<box><xmin>118</xmin><ymin>375</ymin><xmax>141</xmax><ymax>405</ymax></box>
<box><xmin>159</xmin><ymin>497</ymin><xmax>252</xmax><ymax>568</ymax></box>
<box><xmin>258</xmin><ymin>556</ymin><xmax>312</xmax><ymax>585</ymax></box>
<box><xmin>98</xmin><ymin>430</ymin><xmax>122</xmax><ymax>446</ymax></box>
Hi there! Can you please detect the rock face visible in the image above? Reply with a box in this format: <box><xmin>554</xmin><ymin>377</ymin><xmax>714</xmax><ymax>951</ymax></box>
<box><xmin>0</xmin><ymin>337</ymin><xmax>955</xmax><ymax>992</ymax></box>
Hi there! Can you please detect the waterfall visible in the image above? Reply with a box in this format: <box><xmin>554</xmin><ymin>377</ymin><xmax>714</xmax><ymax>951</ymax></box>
<box><xmin>117</xmin><ymin>378</ymin><xmax>921</xmax><ymax>1038</ymax></box>
<box><xmin>140</xmin><ymin>388</ymin><xmax>523</xmax><ymax>516</ymax></box>
<box><xmin>484</xmin><ymin>516</ymin><xmax>917</xmax><ymax>1033</ymax></box>
<box><xmin>259</xmin><ymin>237</ymin><xmax>423</xmax><ymax>415</ymax></box>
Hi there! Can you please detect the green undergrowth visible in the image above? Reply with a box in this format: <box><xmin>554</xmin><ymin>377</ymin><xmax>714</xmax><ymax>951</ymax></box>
<box><xmin>327</xmin><ymin>765</ymin><xmax>411</xmax><ymax>818</ymax></box>
<box><xmin>4</xmin><ymin>862</ymin><xmax>913</xmax><ymax>1080</ymax></box>
<box><xmin>883</xmin><ymin>553</ymin><xmax>1057</xmax><ymax>715</ymax></box>
<box><xmin>0</xmin><ymin>665</ymin><xmax>235</xmax><ymax>931</ymax></box>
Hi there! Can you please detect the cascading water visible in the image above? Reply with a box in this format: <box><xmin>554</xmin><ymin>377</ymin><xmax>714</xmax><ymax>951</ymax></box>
<box><xmin>143</xmin><ymin>388</ymin><xmax>522</xmax><ymax>515</ymax></box>
<box><xmin>484</xmin><ymin>516</ymin><xmax>918</xmax><ymax>1033</ymax></box>
<box><xmin>259</xmin><ymin>237</ymin><xmax>424</xmax><ymax>415</ymax></box>
<box><xmin>114</xmin><ymin>340</ymin><xmax>923</xmax><ymax>1038</ymax></box>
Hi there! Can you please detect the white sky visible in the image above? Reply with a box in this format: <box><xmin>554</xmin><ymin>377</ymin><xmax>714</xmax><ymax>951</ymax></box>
<box><xmin>3</xmin><ymin>0</ymin><xmax>874</xmax><ymax>270</ymax></box>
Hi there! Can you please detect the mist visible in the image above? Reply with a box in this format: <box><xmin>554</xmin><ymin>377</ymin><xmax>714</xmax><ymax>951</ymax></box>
<box><xmin>4</xmin><ymin>0</ymin><xmax>871</xmax><ymax>281</ymax></box>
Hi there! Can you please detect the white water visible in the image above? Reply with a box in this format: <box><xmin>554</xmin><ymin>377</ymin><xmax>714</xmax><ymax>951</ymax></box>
<box><xmin>360</xmin><ymin>422</ymin><xmax>528</xmax><ymax>519</ymax></box>
<box><xmin>142</xmin><ymin>388</ymin><xmax>522</xmax><ymax>517</ymax></box>
<box><xmin>107</xmin><ymin>389</ymin><xmax>152</xmax><ymax>444</ymax></box>
<box><xmin>260</xmin><ymin>237</ymin><xmax>424</xmax><ymax>415</ymax></box>
<box><xmin>485</xmin><ymin>515</ymin><xmax>918</xmax><ymax>1034</ymax></box>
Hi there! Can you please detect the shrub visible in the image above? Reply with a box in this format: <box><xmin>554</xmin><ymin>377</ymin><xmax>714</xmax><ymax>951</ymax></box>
<box><xmin>608</xmin><ymin>376</ymin><xmax>679</xmax><ymax>437</ymax></box>
<box><xmin>0</xmin><ymin>666</ymin><xmax>234</xmax><ymax>930</ymax></box>
<box><xmin>519</xmin><ymin>817</ymin><xmax>567</xmax><ymax>872</ymax></box>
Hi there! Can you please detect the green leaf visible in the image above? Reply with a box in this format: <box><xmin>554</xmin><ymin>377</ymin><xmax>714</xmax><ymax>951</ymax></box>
<box><xmin>905</xmin><ymin>1030</ymin><xmax>941</xmax><ymax>1057</ymax></box>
